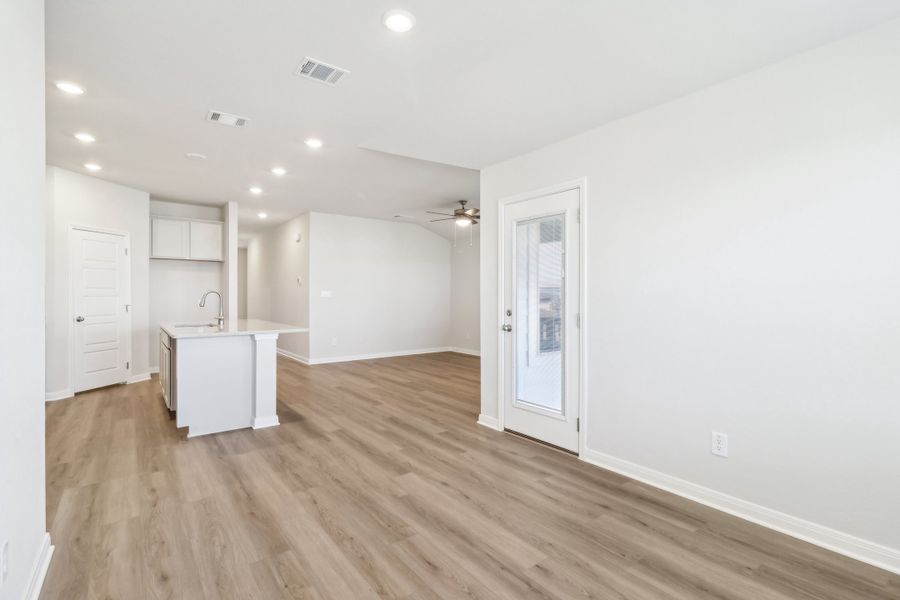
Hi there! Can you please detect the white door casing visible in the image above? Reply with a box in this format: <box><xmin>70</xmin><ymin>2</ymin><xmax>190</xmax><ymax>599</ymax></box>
<box><xmin>500</xmin><ymin>185</ymin><xmax>582</xmax><ymax>452</ymax></box>
<box><xmin>71</xmin><ymin>227</ymin><xmax>132</xmax><ymax>393</ymax></box>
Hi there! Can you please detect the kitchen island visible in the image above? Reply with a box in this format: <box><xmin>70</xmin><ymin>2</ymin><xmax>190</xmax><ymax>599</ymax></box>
<box><xmin>159</xmin><ymin>319</ymin><xmax>307</xmax><ymax>437</ymax></box>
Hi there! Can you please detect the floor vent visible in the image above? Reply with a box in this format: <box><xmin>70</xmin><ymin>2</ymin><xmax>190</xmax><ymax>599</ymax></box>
<box><xmin>205</xmin><ymin>110</ymin><xmax>250</xmax><ymax>128</ymax></box>
<box><xmin>293</xmin><ymin>57</ymin><xmax>349</xmax><ymax>86</ymax></box>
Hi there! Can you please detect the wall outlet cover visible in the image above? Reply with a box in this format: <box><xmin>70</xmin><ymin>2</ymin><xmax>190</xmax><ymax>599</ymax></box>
<box><xmin>711</xmin><ymin>431</ymin><xmax>729</xmax><ymax>458</ymax></box>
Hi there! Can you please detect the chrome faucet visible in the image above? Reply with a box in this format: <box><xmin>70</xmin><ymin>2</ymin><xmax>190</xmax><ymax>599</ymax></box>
<box><xmin>199</xmin><ymin>290</ymin><xmax>224</xmax><ymax>327</ymax></box>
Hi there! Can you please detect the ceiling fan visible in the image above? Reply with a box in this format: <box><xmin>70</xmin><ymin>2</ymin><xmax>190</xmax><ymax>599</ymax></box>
<box><xmin>427</xmin><ymin>200</ymin><xmax>480</xmax><ymax>227</ymax></box>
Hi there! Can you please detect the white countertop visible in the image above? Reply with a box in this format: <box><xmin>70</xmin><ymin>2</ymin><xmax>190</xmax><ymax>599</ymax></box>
<box><xmin>161</xmin><ymin>319</ymin><xmax>308</xmax><ymax>339</ymax></box>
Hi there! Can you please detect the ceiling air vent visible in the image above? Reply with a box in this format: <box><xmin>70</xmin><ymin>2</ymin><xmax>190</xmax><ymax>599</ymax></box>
<box><xmin>205</xmin><ymin>110</ymin><xmax>249</xmax><ymax>128</ymax></box>
<box><xmin>293</xmin><ymin>57</ymin><xmax>349</xmax><ymax>86</ymax></box>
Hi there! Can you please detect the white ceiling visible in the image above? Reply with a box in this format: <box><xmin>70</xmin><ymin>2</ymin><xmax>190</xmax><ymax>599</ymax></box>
<box><xmin>46</xmin><ymin>1</ymin><xmax>900</xmax><ymax>240</ymax></box>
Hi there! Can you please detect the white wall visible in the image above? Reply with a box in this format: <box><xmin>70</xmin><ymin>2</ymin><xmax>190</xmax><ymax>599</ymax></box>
<box><xmin>308</xmin><ymin>213</ymin><xmax>451</xmax><ymax>362</ymax></box>
<box><xmin>481</xmin><ymin>19</ymin><xmax>900</xmax><ymax>567</ymax></box>
<box><xmin>449</xmin><ymin>237</ymin><xmax>480</xmax><ymax>354</ymax></box>
<box><xmin>0</xmin><ymin>1</ymin><xmax>49</xmax><ymax>598</ymax></box>
<box><xmin>247</xmin><ymin>214</ymin><xmax>310</xmax><ymax>359</ymax></box>
<box><xmin>147</xmin><ymin>200</ymin><xmax>224</xmax><ymax>370</ymax></box>
<box><xmin>238</xmin><ymin>247</ymin><xmax>248</xmax><ymax>319</ymax></box>
<box><xmin>46</xmin><ymin>167</ymin><xmax>151</xmax><ymax>396</ymax></box>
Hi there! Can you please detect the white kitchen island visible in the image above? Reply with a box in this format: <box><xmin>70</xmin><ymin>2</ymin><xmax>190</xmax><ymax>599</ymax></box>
<box><xmin>159</xmin><ymin>319</ymin><xmax>307</xmax><ymax>438</ymax></box>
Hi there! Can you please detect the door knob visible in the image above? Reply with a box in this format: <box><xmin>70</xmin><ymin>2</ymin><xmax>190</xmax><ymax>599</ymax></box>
<box><xmin>501</xmin><ymin>324</ymin><xmax>512</xmax><ymax>332</ymax></box>
<box><xmin>76</xmin><ymin>316</ymin><xmax>85</xmax><ymax>322</ymax></box>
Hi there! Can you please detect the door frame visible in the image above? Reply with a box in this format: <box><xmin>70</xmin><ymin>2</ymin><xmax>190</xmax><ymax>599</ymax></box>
<box><xmin>69</xmin><ymin>224</ymin><xmax>133</xmax><ymax>393</ymax></box>
<box><xmin>496</xmin><ymin>178</ymin><xmax>587</xmax><ymax>455</ymax></box>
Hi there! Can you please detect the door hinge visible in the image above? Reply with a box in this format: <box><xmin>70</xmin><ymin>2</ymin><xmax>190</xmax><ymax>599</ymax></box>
<box><xmin>576</xmin><ymin>417</ymin><xmax>580</xmax><ymax>432</ymax></box>
<box><xmin>124</xmin><ymin>247</ymin><xmax>128</xmax><ymax>256</ymax></box>
<box><xmin>576</xmin><ymin>208</ymin><xmax>581</xmax><ymax>224</ymax></box>
<box><xmin>576</xmin><ymin>313</ymin><xmax>581</xmax><ymax>328</ymax></box>
<box><xmin>126</xmin><ymin>361</ymin><xmax>130</xmax><ymax>369</ymax></box>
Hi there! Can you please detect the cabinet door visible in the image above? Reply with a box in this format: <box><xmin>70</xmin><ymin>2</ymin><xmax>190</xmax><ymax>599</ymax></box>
<box><xmin>152</xmin><ymin>218</ymin><xmax>190</xmax><ymax>258</ymax></box>
<box><xmin>189</xmin><ymin>221</ymin><xmax>223</xmax><ymax>261</ymax></box>
<box><xmin>160</xmin><ymin>343</ymin><xmax>170</xmax><ymax>408</ymax></box>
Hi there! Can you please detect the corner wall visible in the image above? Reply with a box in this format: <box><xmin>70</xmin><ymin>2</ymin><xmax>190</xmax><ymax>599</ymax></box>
<box><xmin>480</xmin><ymin>19</ymin><xmax>900</xmax><ymax>569</ymax></box>
<box><xmin>247</xmin><ymin>214</ymin><xmax>310</xmax><ymax>360</ymax></box>
<box><xmin>308</xmin><ymin>213</ymin><xmax>451</xmax><ymax>362</ymax></box>
<box><xmin>0</xmin><ymin>1</ymin><xmax>51</xmax><ymax>598</ymax></box>
<box><xmin>449</xmin><ymin>238</ymin><xmax>480</xmax><ymax>354</ymax></box>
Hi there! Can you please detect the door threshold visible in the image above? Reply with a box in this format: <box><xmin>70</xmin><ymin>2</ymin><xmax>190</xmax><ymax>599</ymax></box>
<box><xmin>504</xmin><ymin>428</ymin><xmax>578</xmax><ymax>456</ymax></box>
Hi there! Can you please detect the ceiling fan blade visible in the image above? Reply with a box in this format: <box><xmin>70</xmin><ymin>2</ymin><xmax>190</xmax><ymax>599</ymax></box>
<box><xmin>426</xmin><ymin>211</ymin><xmax>454</xmax><ymax>216</ymax></box>
<box><xmin>429</xmin><ymin>217</ymin><xmax>456</xmax><ymax>222</ymax></box>
<box><xmin>464</xmin><ymin>208</ymin><xmax>479</xmax><ymax>216</ymax></box>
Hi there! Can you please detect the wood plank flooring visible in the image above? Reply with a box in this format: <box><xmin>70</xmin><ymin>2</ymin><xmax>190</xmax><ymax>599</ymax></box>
<box><xmin>43</xmin><ymin>352</ymin><xmax>899</xmax><ymax>599</ymax></box>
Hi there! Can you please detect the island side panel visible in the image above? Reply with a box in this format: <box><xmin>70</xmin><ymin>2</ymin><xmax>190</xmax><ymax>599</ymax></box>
<box><xmin>252</xmin><ymin>332</ymin><xmax>280</xmax><ymax>429</ymax></box>
<box><xmin>174</xmin><ymin>334</ymin><xmax>254</xmax><ymax>436</ymax></box>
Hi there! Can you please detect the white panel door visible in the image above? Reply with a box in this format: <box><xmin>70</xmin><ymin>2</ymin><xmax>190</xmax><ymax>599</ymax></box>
<box><xmin>72</xmin><ymin>228</ymin><xmax>131</xmax><ymax>392</ymax></box>
<box><xmin>502</xmin><ymin>188</ymin><xmax>581</xmax><ymax>452</ymax></box>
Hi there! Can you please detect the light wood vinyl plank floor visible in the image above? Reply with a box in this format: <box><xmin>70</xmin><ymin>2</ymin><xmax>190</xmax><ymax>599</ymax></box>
<box><xmin>43</xmin><ymin>352</ymin><xmax>899</xmax><ymax>599</ymax></box>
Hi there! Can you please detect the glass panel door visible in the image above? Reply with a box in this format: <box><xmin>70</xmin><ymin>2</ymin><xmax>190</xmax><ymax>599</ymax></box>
<box><xmin>514</xmin><ymin>214</ymin><xmax>564</xmax><ymax>413</ymax></box>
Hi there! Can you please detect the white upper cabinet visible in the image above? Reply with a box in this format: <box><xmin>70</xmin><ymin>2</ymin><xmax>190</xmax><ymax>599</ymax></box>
<box><xmin>151</xmin><ymin>217</ymin><xmax>223</xmax><ymax>261</ymax></box>
<box><xmin>189</xmin><ymin>220</ymin><xmax>223</xmax><ymax>261</ymax></box>
<box><xmin>151</xmin><ymin>217</ymin><xmax>190</xmax><ymax>259</ymax></box>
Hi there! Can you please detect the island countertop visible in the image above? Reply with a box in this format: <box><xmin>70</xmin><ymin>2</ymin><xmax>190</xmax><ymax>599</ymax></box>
<box><xmin>160</xmin><ymin>319</ymin><xmax>308</xmax><ymax>339</ymax></box>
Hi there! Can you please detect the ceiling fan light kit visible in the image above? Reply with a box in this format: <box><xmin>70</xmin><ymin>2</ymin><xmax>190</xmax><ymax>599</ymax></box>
<box><xmin>427</xmin><ymin>200</ymin><xmax>479</xmax><ymax>246</ymax></box>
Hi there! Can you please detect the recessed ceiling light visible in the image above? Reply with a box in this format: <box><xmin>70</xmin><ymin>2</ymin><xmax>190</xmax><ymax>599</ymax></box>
<box><xmin>383</xmin><ymin>9</ymin><xmax>416</xmax><ymax>33</ymax></box>
<box><xmin>56</xmin><ymin>81</ymin><xmax>85</xmax><ymax>95</ymax></box>
<box><xmin>271</xmin><ymin>166</ymin><xmax>286</xmax><ymax>176</ymax></box>
<box><xmin>249</xmin><ymin>186</ymin><xmax>262</xmax><ymax>195</ymax></box>
<box><xmin>74</xmin><ymin>132</ymin><xmax>95</xmax><ymax>143</ymax></box>
<box><xmin>185</xmin><ymin>152</ymin><xmax>207</xmax><ymax>160</ymax></box>
<box><xmin>258</xmin><ymin>212</ymin><xmax>268</xmax><ymax>219</ymax></box>
<box><xmin>304</xmin><ymin>138</ymin><xmax>323</xmax><ymax>149</ymax></box>
<box><xmin>83</xmin><ymin>163</ymin><xmax>102</xmax><ymax>172</ymax></box>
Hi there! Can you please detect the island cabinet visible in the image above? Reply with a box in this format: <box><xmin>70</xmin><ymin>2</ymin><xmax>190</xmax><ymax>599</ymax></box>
<box><xmin>151</xmin><ymin>216</ymin><xmax>223</xmax><ymax>261</ymax></box>
<box><xmin>159</xmin><ymin>320</ymin><xmax>308</xmax><ymax>438</ymax></box>
<box><xmin>159</xmin><ymin>329</ymin><xmax>176</xmax><ymax>411</ymax></box>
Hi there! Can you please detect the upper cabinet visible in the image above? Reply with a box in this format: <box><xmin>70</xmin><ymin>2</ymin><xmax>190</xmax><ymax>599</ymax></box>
<box><xmin>189</xmin><ymin>221</ymin><xmax>223</xmax><ymax>261</ymax></box>
<box><xmin>151</xmin><ymin>216</ymin><xmax>223</xmax><ymax>261</ymax></box>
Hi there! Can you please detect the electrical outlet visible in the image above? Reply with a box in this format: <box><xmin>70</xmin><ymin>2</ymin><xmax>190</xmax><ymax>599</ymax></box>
<box><xmin>1</xmin><ymin>539</ymin><xmax>9</xmax><ymax>585</ymax></box>
<box><xmin>331</xmin><ymin>337</ymin><xmax>338</xmax><ymax>347</ymax></box>
<box><xmin>711</xmin><ymin>431</ymin><xmax>729</xmax><ymax>458</ymax></box>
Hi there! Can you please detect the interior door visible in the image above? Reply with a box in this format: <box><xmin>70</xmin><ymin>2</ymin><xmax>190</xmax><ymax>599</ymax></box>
<box><xmin>502</xmin><ymin>188</ymin><xmax>580</xmax><ymax>452</ymax></box>
<box><xmin>72</xmin><ymin>228</ymin><xmax>131</xmax><ymax>392</ymax></box>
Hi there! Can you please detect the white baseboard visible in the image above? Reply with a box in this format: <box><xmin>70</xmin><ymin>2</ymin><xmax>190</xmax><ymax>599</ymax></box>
<box><xmin>277</xmin><ymin>348</ymin><xmax>310</xmax><ymax>365</ymax></box>
<box><xmin>45</xmin><ymin>388</ymin><xmax>73</xmax><ymax>402</ymax></box>
<box><xmin>24</xmin><ymin>532</ymin><xmax>54</xmax><ymax>600</ymax></box>
<box><xmin>252</xmin><ymin>416</ymin><xmax>280</xmax><ymax>429</ymax></box>
<box><xmin>279</xmin><ymin>346</ymin><xmax>469</xmax><ymax>366</ymax></box>
<box><xmin>308</xmin><ymin>347</ymin><xmax>455</xmax><ymax>365</ymax></box>
<box><xmin>580</xmin><ymin>448</ymin><xmax>900</xmax><ymax>575</ymax></box>
<box><xmin>127</xmin><ymin>373</ymin><xmax>151</xmax><ymax>384</ymax></box>
<box><xmin>477</xmin><ymin>413</ymin><xmax>502</xmax><ymax>431</ymax></box>
<box><xmin>448</xmin><ymin>346</ymin><xmax>481</xmax><ymax>357</ymax></box>
<box><xmin>148</xmin><ymin>366</ymin><xmax>159</xmax><ymax>375</ymax></box>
